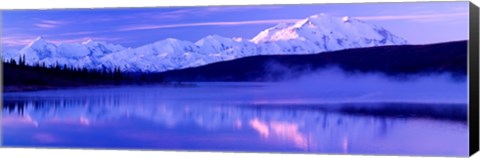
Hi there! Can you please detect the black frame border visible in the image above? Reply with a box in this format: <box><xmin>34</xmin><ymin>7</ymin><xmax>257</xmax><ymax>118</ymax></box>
<box><xmin>469</xmin><ymin>1</ymin><xmax>479</xmax><ymax>156</ymax></box>
<box><xmin>0</xmin><ymin>1</ymin><xmax>477</xmax><ymax>157</ymax></box>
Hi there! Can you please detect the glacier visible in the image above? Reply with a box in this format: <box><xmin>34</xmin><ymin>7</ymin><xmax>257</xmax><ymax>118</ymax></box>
<box><xmin>1</xmin><ymin>13</ymin><xmax>408</xmax><ymax>72</ymax></box>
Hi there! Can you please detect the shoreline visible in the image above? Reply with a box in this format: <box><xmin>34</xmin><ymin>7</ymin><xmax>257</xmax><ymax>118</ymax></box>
<box><xmin>2</xmin><ymin>82</ymin><xmax>198</xmax><ymax>93</ymax></box>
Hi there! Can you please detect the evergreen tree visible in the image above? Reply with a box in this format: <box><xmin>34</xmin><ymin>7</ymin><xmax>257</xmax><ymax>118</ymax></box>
<box><xmin>21</xmin><ymin>55</ymin><xmax>26</xmax><ymax>66</ymax></box>
<box><xmin>10</xmin><ymin>58</ymin><xmax>16</xmax><ymax>66</ymax></box>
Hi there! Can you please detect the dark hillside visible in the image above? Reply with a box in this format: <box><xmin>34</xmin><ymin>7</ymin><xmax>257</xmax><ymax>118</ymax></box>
<box><xmin>157</xmin><ymin>41</ymin><xmax>467</xmax><ymax>81</ymax></box>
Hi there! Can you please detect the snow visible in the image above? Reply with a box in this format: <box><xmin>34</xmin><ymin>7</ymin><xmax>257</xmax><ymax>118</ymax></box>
<box><xmin>251</xmin><ymin>13</ymin><xmax>407</xmax><ymax>53</ymax></box>
<box><xmin>4</xmin><ymin>13</ymin><xmax>408</xmax><ymax>72</ymax></box>
<box><xmin>2</xmin><ymin>49</ymin><xmax>20</xmax><ymax>61</ymax></box>
<box><xmin>57</xmin><ymin>43</ymin><xmax>91</xmax><ymax>59</ymax></box>
<box><xmin>82</xmin><ymin>40</ymin><xmax>126</xmax><ymax>57</ymax></box>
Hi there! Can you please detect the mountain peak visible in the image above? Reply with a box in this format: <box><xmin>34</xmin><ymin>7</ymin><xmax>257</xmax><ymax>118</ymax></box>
<box><xmin>82</xmin><ymin>39</ymin><xmax>95</xmax><ymax>45</ymax></box>
<box><xmin>308</xmin><ymin>13</ymin><xmax>329</xmax><ymax>19</ymax></box>
<box><xmin>34</xmin><ymin>36</ymin><xmax>45</xmax><ymax>41</ymax></box>
<box><xmin>232</xmin><ymin>37</ymin><xmax>244</xmax><ymax>42</ymax></box>
<box><xmin>195</xmin><ymin>34</ymin><xmax>234</xmax><ymax>46</ymax></box>
<box><xmin>251</xmin><ymin>13</ymin><xmax>407</xmax><ymax>47</ymax></box>
<box><xmin>342</xmin><ymin>16</ymin><xmax>351</xmax><ymax>22</ymax></box>
<box><xmin>300</xmin><ymin>13</ymin><xmax>353</xmax><ymax>27</ymax></box>
<box><xmin>29</xmin><ymin>36</ymin><xmax>47</xmax><ymax>44</ymax></box>
<box><xmin>305</xmin><ymin>13</ymin><xmax>334</xmax><ymax>21</ymax></box>
<box><xmin>163</xmin><ymin>38</ymin><xmax>182</xmax><ymax>43</ymax></box>
<box><xmin>204</xmin><ymin>34</ymin><xmax>223</xmax><ymax>39</ymax></box>
<box><xmin>252</xmin><ymin>13</ymin><xmax>347</xmax><ymax>43</ymax></box>
<box><xmin>27</xmin><ymin>36</ymin><xmax>52</xmax><ymax>49</ymax></box>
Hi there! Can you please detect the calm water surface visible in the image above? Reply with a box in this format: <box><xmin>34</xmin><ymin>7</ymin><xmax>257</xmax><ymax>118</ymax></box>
<box><xmin>2</xmin><ymin>83</ymin><xmax>468</xmax><ymax>156</ymax></box>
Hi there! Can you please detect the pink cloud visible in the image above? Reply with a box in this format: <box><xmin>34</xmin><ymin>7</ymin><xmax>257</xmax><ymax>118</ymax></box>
<box><xmin>355</xmin><ymin>12</ymin><xmax>468</xmax><ymax>21</ymax></box>
<box><xmin>117</xmin><ymin>19</ymin><xmax>300</xmax><ymax>31</ymax></box>
<box><xmin>46</xmin><ymin>37</ymin><xmax>123</xmax><ymax>44</ymax></box>
<box><xmin>34</xmin><ymin>23</ymin><xmax>57</xmax><ymax>28</ymax></box>
<box><xmin>1</xmin><ymin>36</ymin><xmax>37</xmax><ymax>47</ymax></box>
<box><xmin>41</xmin><ymin>20</ymin><xmax>65</xmax><ymax>25</ymax></box>
<box><xmin>1</xmin><ymin>35</ymin><xmax>123</xmax><ymax>47</ymax></box>
<box><xmin>114</xmin><ymin>12</ymin><xmax>468</xmax><ymax>32</ymax></box>
<box><xmin>57</xmin><ymin>30</ymin><xmax>110</xmax><ymax>36</ymax></box>
<box><xmin>204</xmin><ymin>5</ymin><xmax>283</xmax><ymax>13</ymax></box>
<box><xmin>8</xmin><ymin>18</ymin><xmax>300</xmax><ymax>39</ymax></box>
<box><xmin>33</xmin><ymin>19</ymin><xmax>67</xmax><ymax>29</ymax></box>
<box><xmin>80</xmin><ymin>6</ymin><xmax>284</xmax><ymax>23</ymax></box>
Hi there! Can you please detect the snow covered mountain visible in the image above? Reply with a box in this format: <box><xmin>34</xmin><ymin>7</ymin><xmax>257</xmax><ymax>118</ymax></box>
<box><xmin>1</xmin><ymin>48</ymin><xmax>20</xmax><ymax>61</ymax></box>
<box><xmin>5</xmin><ymin>36</ymin><xmax>127</xmax><ymax>69</ymax></box>
<box><xmin>2</xmin><ymin>13</ymin><xmax>407</xmax><ymax>72</ymax></box>
<box><xmin>253</xmin><ymin>14</ymin><xmax>407</xmax><ymax>53</ymax></box>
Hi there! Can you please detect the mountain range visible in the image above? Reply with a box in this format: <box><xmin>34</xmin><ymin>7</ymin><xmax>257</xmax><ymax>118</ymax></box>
<box><xmin>2</xmin><ymin>13</ymin><xmax>408</xmax><ymax>72</ymax></box>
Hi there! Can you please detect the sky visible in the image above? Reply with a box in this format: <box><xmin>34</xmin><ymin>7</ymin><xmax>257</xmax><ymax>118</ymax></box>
<box><xmin>0</xmin><ymin>1</ymin><xmax>469</xmax><ymax>50</ymax></box>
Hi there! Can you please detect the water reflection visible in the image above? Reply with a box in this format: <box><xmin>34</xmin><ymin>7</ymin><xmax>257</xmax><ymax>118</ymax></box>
<box><xmin>2</xmin><ymin>85</ymin><xmax>468</xmax><ymax>156</ymax></box>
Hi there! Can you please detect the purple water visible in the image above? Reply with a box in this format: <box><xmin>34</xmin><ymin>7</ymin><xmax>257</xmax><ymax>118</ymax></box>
<box><xmin>2</xmin><ymin>81</ymin><xmax>468</xmax><ymax>156</ymax></box>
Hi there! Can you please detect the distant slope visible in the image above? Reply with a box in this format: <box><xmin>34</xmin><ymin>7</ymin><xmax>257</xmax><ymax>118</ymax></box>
<box><xmin>157</xmin><ymin>41</ymin><xmax>467</xmax><ymax>82</ymax></box>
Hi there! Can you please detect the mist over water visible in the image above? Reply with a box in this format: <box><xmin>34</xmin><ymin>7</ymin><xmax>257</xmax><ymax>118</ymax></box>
<box><xmin>253</xmin><ymin>66</ymin><xmax>467</xmax><ymax>104</ymax></box>
<box><xmin>2</xmin><ymin>67</ymin><xmax>468</xmax><ymax>156</ymax></box>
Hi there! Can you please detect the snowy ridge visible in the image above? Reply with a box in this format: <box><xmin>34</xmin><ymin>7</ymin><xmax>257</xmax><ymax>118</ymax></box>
<box><xmin>252</xmin><ymin>14</ymin><xmax>407</xmax><ymax>53</ymax></box>
<box><xmin>3</xmin><ymin>13</ymin><xmax>408</xmax><ymax>72</ymax></box>
<box><xmin>9</xmin><ymin>36</ymin><xmax>127</xmax><ymax>69</ymax></box>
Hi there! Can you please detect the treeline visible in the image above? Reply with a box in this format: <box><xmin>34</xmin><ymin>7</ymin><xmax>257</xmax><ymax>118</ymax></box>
<box><xmin>3</xmin><ymin>56</ymin><xmax>167</xmax><ymax>91</ymax></box>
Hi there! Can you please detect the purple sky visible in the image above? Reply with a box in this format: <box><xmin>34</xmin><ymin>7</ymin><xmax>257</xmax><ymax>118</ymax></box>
<box><xmin>1</xmin><ymin>1</ymin><xmax>469</xmax><ymax>50</ymax></box>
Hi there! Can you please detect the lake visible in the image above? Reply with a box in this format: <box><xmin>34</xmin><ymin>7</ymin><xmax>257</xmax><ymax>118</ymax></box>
<box><xmin>2</xmin><ymin>82</ymin><xmax>468</xmax><ymax>157</ymax></box>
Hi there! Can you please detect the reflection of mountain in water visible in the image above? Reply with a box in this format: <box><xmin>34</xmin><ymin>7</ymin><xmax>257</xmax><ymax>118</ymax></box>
<box><xmin>3</xmin><ymin>96</ymin><xmax>467</xmax><ymax>152</ymax></box>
